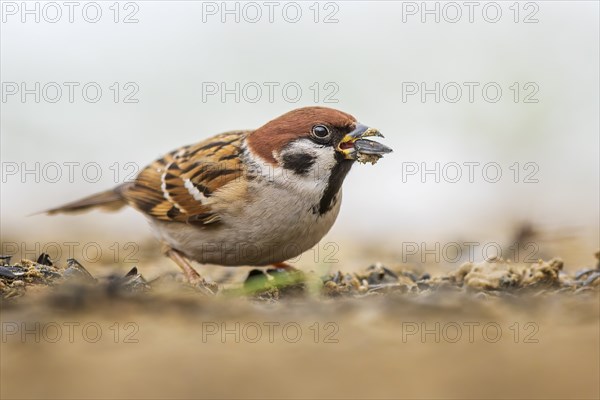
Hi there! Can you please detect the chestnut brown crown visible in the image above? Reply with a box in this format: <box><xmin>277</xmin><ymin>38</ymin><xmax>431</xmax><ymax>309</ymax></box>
<box><xmin>247</xmin><ymin>106</ymin><xmax>358</xmax><ymax>164</ymax></box>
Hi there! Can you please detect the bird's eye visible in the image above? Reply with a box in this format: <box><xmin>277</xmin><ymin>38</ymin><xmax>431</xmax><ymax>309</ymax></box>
<box><xmin>311</xmin><ymin>125</ymin><xmax>331</xmax><ymax>142</ymax></box>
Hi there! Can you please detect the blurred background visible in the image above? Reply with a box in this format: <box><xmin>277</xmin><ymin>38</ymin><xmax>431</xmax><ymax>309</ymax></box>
<box><xmin>1</xmin><ymin>3</ymin><xmax>599</xmax><ymax>400</ymax></box>
<box><xmin>1</xmin><ymin>1</ymin><xmax>599</xmax><ymax>271</ymax></box>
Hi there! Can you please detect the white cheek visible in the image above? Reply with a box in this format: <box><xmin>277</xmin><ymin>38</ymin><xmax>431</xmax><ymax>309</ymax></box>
<box><xmin>275</xmin><ymin>139</ymin><xmax>338</xmax><ymax>193</ymax></box>
<box><xmin>310</xmin><ymin>146</ymin><xmax>337</xmax><ymax>179</ymax></box>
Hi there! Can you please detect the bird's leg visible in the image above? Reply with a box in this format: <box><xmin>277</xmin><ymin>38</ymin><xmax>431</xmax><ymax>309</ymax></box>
<box><xmin>164</xmin><ymin>247</ymin><xmax>216</xmax><ymax>295</ymax></box>
<box><xmin>167</xmin><ymin>248</ymin><xmax>202</xmax><ymax>282</ymax></box>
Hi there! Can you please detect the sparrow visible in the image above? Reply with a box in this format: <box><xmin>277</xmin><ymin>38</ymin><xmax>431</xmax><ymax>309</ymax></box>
<box><xmin>46</xmin><ymin>107</ymin><xmax>392</xmax><ymax>291</ymax></box>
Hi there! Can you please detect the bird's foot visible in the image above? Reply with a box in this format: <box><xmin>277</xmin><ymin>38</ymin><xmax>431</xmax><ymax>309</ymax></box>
<box><xmin>165</xmin><ymin>248</ymin><xmax>217</xmax><ymax>295</ymax></box>
<box><xmin>271</xmin><ymin>262</ymin><xmax>301</xmax><ymax>273</ymax></box>
<box><xmin>187</xmin><ymin>275</ymin><xmax>219</xmax><ymax>295</ymax></box>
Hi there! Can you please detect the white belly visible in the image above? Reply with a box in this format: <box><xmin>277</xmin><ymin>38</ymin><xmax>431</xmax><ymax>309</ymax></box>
<box><xmin>149</xmin><ymin>183</ymin><xmax>342</xmax><ymax>266</ymax></box>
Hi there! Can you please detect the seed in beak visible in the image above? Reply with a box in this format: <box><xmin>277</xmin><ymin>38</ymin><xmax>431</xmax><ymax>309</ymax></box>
<box><xmin>354</xmin><ymin>139</ymin><xmax>393</xmax><ymax>165</ymax></box>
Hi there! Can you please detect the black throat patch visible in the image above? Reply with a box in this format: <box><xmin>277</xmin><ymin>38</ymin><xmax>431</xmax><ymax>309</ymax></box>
<box><xmin>316</xmin><ymin>154</ymin><xmax>354</xmax><ymax>215</ymax></box>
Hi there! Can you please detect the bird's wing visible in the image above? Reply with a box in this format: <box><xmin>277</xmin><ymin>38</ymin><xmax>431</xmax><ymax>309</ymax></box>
<box><xmin>119</xmin><ymin>130</ymin><xmax>250</xmax><ymax>225</ymax></box>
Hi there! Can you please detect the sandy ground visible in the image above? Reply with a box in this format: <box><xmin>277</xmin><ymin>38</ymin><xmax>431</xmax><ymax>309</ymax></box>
<box><xmin>2</xmin><ymin>297</ymin><xmax>599</xmax><ymax>399</ymax></box>
<box><xmin>1</xmin><ymin>244</ymin><xmax>599</xmax><ymax>400</ymax></box>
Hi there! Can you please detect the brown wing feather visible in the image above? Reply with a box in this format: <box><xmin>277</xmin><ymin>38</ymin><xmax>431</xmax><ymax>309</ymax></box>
<box><xmin>119</xmin><ymin>131</ymin><xmax>249</xmax><ymax>225</ymax></box>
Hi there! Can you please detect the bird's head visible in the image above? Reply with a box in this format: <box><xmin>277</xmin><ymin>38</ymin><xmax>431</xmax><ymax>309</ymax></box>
<box><xmin>247</xmin><ymin>106</ymin><xmax>392</xmax><ymax>174</ymax></box>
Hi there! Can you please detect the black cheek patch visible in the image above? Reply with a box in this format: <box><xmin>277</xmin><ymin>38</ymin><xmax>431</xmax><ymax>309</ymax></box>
<box><xmin>281</xmin><ymin>152</ymin><xmax>317</xmax><ymax>175</ymax></box>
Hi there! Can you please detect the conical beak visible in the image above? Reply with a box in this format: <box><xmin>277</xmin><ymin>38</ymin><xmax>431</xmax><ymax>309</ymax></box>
<box><xmin>337</xmin><ymin>123</ymin><xmax>393</xmax><ymax>162</ymax></box>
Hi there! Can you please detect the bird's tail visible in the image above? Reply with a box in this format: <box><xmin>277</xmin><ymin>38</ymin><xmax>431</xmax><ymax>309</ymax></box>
<box><xmin>44</xmin><ymin>184</ymin><xmax>129</xmax><ymax>215</ymax></box>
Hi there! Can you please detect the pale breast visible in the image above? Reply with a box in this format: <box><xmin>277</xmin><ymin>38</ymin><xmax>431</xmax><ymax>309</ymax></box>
<box><xmin>149</xmin><ymin>180</ymin><xmax>342</xmax><ymax>266</ymax></box>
